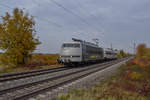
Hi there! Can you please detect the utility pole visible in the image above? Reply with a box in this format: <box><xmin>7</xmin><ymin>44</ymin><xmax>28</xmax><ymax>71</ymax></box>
<box><xmin>133</xmin><ymin>42</ymin><xmax>136</xmax><ymax>55</ymax></box>
<box><xmin>111</xmin><ymin>43</ymin><xmax>113</xmax><ymax>50</ymax></box>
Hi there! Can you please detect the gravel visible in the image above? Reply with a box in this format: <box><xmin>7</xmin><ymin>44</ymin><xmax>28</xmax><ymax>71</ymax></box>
<box><xmin>0</xmin><ymin>58</ymin><xmax>131</xmax><ymax>100</ymax></box>
<box><xmin>0</xmin><ymin>61</ymin><xmax>116</xmax><ymax>100</ymax></box>
<box><xmin>0</xmin><ymin>67</ymin><xmax>82</xmax><ymax>91</ymax></box>
<box><xmin>0</xmin><ymin>60</ymin><xmax>114</xmax><ymax>92</ymax></box>
<box><xmin>32</xmin><ymin>58</ymin><xmax>131</xmax><ymax>100</ymax></box>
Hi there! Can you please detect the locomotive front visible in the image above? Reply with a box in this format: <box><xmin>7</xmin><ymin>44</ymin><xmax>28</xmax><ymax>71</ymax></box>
<box><xmin>58</xmin><ymin>42</ymin><xmax>82</xmax><ymax>65</ymax></box>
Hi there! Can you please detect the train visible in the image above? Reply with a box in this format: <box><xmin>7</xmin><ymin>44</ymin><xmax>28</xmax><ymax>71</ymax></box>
<box><xmin>57</xmin><ymin>38</ymin><xmax>118</xmax><ymax>65</ymax></box>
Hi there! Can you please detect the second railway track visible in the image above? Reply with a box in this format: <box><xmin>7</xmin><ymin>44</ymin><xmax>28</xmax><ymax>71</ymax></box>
<box><xmin>0</xmin><ymin>58</ymin><xmax>129</xmax><ymax>100</ymax></box>
<box><xmin>0</xmin><ymin>66</ymin><xmax>69</xmax><ymax>82</ymax></box>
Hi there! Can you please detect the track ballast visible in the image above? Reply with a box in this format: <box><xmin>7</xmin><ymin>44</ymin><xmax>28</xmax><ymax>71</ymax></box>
<box><xmin>0</xmin><ymin>58</ymin><xmax>129</xmax><ymax>100</ymax></box>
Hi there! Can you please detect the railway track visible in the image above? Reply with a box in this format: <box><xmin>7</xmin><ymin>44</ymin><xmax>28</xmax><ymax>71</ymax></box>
<box><xmin>0</xmin><ymin>61</ymin><xmax>114</xmax><ymax>82</ymax></box>
<box><xmin>0</xmin><ymin>58</ymin><xmax>129</xmax><ymax>100</ymax></box>
<box><xmin>0</xmin><ymin>66</ymin><xmax>69</xmax><ymax>82</ymax></box>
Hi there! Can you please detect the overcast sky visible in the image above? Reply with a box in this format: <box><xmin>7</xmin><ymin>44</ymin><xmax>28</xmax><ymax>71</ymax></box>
<box><xmin>0</xmin><ymin>0</ymin><xmax>150</xmax><ymax>54</ymax></box>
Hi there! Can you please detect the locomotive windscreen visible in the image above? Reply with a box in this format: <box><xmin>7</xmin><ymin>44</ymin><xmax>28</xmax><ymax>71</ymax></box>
<box><xmin>62</xmin><ymin>43</ymin><xmax>80</xmax><ymax>48</ymax></box>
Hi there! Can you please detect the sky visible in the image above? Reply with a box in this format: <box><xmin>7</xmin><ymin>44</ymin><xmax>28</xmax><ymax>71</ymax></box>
<box><xmin>0</xmin><ymin>0</ymin><xmax>150</xmax><ymax>54</ymax></box>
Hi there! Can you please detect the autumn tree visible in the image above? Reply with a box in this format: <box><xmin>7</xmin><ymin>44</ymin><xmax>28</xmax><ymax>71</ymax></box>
<box><xmin>136</xmin><ymin>44</ymin><xmax>150</xmax><ymax>58</ymax></box>
<box><xmin>0</xmin><ymin>8</ymin><xmax>40</xmax><ymax>66</ymax></box>
<box><xmin>136</xmin><ymin>44</ymin><xmax>146</xmax><ymax>58</ymax></box>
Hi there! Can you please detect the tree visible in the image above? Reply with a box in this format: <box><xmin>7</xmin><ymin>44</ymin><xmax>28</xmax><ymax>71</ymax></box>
<box><xmin>136</xmin><ymin>44</ymin><xmax>146</xmax><ymax>58</ymax></box>
<box><xmin>136</xmin><ymin>44</ymin><xmax>150</xmax><ymax>58</ymax></box>
<box><xmin>0</xmin><ymin>8</ymin><xmax>40</xmax><ymax>66</ymax></box>
<box><xmin>118</xmin><ymin>50</ymin><xmax>126</xmax><ymax>58</ymax></box>
<box><xmin>120</xmin><ymin>50</ymin><xmax>126</xmax><ymax>57</ymax></box>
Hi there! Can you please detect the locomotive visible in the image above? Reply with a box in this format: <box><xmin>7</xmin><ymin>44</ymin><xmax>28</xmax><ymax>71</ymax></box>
<box><xmin>57</xmin><ymin>38</ymin><xmax>118</xmax><ymax>65</ymax></box>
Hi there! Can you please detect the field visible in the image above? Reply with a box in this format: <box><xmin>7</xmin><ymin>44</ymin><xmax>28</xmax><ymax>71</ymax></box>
<box><xmin>0</xmin><ymin>54</ymin><xmax>60</xmax><ymax>74</ymax></box>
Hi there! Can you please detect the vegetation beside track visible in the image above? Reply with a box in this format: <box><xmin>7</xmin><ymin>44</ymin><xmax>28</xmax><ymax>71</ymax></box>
<box><xmin>0</xmin><ymin>54</ymin><xmax>60</xmax><ymax>74</ymax></box>
<box><xmin>54</xmin><ymin>44</ymin><xmax>150</xmax><ymax>100</ymax></box>
<box><xmin>117</xmin><ymin>49</ymin><xmax>132</xmax><ymax>59</ymax></box>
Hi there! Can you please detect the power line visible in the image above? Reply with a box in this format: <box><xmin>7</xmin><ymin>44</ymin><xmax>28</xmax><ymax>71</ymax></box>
<box><xmin>0</xmin><ymin>3</ymin><xmax>63</xmax><ymax>28</ymax></box>
<box><xmin>32</xmin><ymin>0</ymin><xmax>41</xmax><ymax>6</ymax></box>
<box><xmin>30</xmin><ymin>0</ymin><xmax>63</xmax><ymax>28</ymax></box>
<box><xmin>31</xmin><ymin>0</ymin><xmax>92</xmax><ymax>34</ymax></box>
<box><xmin>34</xmin><ymin>16</ymin><xmax>62</xmax><ymax>28</ymax></box>
<box><xmin>25</xmin><ymin>0</ymin><xmax>103</xmax><ymax>38</ymax></box>
<box><xmin>1</xmin><ymin>1</ymin><xmax>103</xmax><ymax>38</ymax></box>
<box><xmin>38</xmin><ymin>0</ymin><xmax>97</xmax><ymax>38</ymax></box>
<box><xmin>50</xmin><ymin>0</ymin><xmax>89</xmax><ymax>24</ymax></box>
<box><xmin>75</xmin><ymin>0</ymin><xmax>104</xmax><ymax>35</ymax></box>
<box><xmin>49</xmin><ymin>0</ymin><xmax>104</xmax><ymax>36</ymax></box>
<box><xmin>0</xmin><ymin>3</ymin><xmax>13</xmax><ymax>9</ymax></box>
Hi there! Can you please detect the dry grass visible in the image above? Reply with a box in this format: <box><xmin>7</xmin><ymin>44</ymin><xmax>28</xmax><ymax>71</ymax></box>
<box><xmin>0</xmin><ymin>54</ymin><xmax>61</xmax><ymax>74</ymax></box>
<box><xmin>130</xmin><ymin>57</ymin><xmax>150</xmax><ymax>68</ymax></box>
<box><xmin>26</xmin><ymin>54</ymin><xmax>59</xmax><ymax>67</ymax></box>
<box><xmin>55</xmin><ymin>60</ymin><xmax>150</xmax><ymax>100</ymax></box>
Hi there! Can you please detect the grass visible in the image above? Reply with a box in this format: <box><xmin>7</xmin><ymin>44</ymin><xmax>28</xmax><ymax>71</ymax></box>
<box><xmin>0</xmin><ymin>54</ymin><xmax>61</xmax><ymax>74</ymax></box>
<box><xmin>54</xmin><ymin>59</ymin><xmax>150</xmax><ymax>100</ymax></box>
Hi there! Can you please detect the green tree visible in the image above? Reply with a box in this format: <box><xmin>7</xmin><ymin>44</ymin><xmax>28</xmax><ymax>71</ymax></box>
<box><xmin>0</xmin><ymin>8</ymin><xmax>40</xmax><ymax>66</ymax></box>
<box><xmin>118</xmin><ymin>50</ymin><xmax>126</xmax><ymax>58</ymax></box>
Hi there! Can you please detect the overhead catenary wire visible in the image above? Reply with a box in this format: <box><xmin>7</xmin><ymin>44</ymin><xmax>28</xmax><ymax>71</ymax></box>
<box><xmin>26</xmin><ymin>0</ymin><xmax>103</xmax><ymax>38</ymax></box>
<box><xmin>32</xmin><ymin>0</ymin><xmax>41</xmax><ymax>6</ymax></box>
<box><xmin>73</xmin><ymin>0</ymin><xmax>105</xmax><ymax>42</ymax></box>
<box><xmin>30</xmin><ymin>0</ymin><xmax>63</xmax><ymax>28</ymax></box>
<box><xmin>0</xmin><ymin>3</ymin><xmax>13</xmax><ymax>9</ymax></box>
<box><xmin>1</xmin><ymin>1</ymin><xmax>103</xmax><ymax>38</ymax></box>
<box><xmin>32</xmin><ymin>0</ymin><xmax>90</xmax><ymax>35</ymax></box>
<box><xmin>75</xmin><ymin>0</ymin><xmax>104</xmax><ymax>35</ymax></box>
<box><xmin>32</xmin><ymin>0</ymin><xmax>96</xmax><ymax>39</ymax></box>
<box><xmin>49</xmin><ymin>0</ymin><xmax>104</xmax><ymax>37</ymax></box>
<box><xmin>0</xmin><ymin>1</ymin><xmax>81</xmax><ymax>38</ymax></box>
<box><xmin>0</xmin><ymin>3</ymin><xmax>63</xmax><ymax>28</ymax></box>
<box><xmin>34</xmin><ymin>16</ymin><xmax>63</xmax><ymax>28</ymax></box>
<box><xmin>50</xmin><ymin>0</ymin><xmax>90</xmax><ymax>25</ymax></box>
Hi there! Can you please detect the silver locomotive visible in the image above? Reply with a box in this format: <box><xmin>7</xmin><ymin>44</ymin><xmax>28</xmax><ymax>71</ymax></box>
<box><xmin>58</xmin><ymin>38</ymin><xmax>117</xmax><ymax>65</ymax></box>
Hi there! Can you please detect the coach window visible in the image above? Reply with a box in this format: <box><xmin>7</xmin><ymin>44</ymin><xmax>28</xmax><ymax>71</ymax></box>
<box><xmin>73</xmin><ymin>44</ymin><xmax>80</xmax><ymax>48</ymax></box>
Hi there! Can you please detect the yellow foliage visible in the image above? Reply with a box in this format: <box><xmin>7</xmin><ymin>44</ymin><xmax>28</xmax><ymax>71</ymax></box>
<box><xmin>0</xmin><ymin>8</ymin><xmax>40</xmax><ymax>66</ymax></box>
<box><xmin>136</xmin><ymin>44</ymin><xmax>150</xmax><ymax>58</ymax></box>
<box><xmin>130</xmin><ymin>72</ymin><xmax>142</xmax><ymax>80</ymax></box>
<box><xmin>133</xmin><ymin>44</ymin><xmax>150</xmax><ymax>68</ymax></box>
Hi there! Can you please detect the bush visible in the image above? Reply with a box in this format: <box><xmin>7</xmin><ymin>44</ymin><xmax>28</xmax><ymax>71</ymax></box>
<box><xmin>25</xmin><ymin>54</ymin><xmax>59</xmax><ymax>68</ymax></box>
<box><xmin>117</xmin><ymin>50</ymin><xmax>131</xmax><ymax>59</ymax></box>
